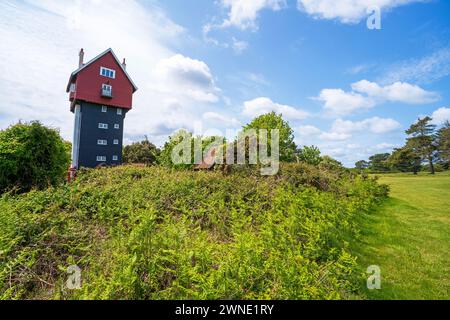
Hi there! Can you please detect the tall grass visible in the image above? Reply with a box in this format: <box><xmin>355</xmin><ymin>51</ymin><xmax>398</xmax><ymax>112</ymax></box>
<box><xmin>0</xmin><ymin>163</ymin><xmax>387</xmax><ymax>300</ymax></box>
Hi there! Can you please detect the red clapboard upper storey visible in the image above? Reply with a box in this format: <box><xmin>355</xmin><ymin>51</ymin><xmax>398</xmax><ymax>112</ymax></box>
<box><xmin>67</xmin><ymin>48</ymin><xmax>138</xmax><ymax>111</ymax></box>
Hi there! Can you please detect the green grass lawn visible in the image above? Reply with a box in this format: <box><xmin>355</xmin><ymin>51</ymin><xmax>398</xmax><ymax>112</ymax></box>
<box><xmin>355</xmin><ymin>171</ymin><xmax>450</xmax><ymax>300</ymax></box>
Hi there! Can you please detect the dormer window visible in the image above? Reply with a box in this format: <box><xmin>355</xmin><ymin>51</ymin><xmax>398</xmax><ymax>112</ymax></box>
<box><xmin>100</xmin><ymin>67</ymin><xmax>115</xmax><ymax>79</ymax></box>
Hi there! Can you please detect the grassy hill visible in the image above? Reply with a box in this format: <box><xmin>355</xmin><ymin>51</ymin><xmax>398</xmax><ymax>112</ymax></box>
<box><xmin>0</xmin><ymin>164</ymin><xmax>387</xmax><ymax>300</ymax></box>
<box><xmin>355</xmin><ymin>172</ymin><xmax>450</xmax><ymax>299</ymax></box>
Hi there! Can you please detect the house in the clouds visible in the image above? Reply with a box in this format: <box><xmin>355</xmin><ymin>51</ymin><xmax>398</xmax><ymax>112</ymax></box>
<box><xmin>67</xmin><ymin>48</ymin><xmax>138</xmax><ymax>169</ymax></box>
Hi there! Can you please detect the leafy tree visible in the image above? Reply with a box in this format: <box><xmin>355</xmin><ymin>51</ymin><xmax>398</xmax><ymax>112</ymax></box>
<box><xmin>405</xmin><ymin>117</ymin><xmax>437</xmax><ymax>174</ymax></box>
<box><xmin>298</xmin><ymin>145</ymin><xmax>322</xmax><ymax>165</ymax></box>
<box><xmin>158</xmin><ymin>130</ymin><xmax>194</xmax><ymax>169</ymax></box>
<box><xmin>436</xmin><ymin>121</ymin><xmax>450</xmax><ymax>169</ymax></box>
<box><xmin>243</xmin><ymin>112</ymin><xmax>297</xmax><ymax>162</ymax></box>
<box><xmin>123</xmin><ymin>137</ymin><xmax>160</xmax><ymax>165</ymax></box>
<box><xmin>369</xmin><ymin>153</ymin><xmax>391</xmax><ymax>172</ymax></box>
<box><xmin>388</xmin><ymin>146</ymin><xmax>421</xmax><ymax>174</ymax></box>
<box><xmin>355</xmin><ymin>160</ymin><xmax>369</xmax><ymax>171</ymax></box>
<box><xmin>0</xmin><ymin>121</ymin><xmax>70</xmax><ymax>193</ymax></box>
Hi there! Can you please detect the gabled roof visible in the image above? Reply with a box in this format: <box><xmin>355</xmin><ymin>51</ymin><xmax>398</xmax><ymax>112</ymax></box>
<box><xmin>66</xmin><ymin>48</ymin><xmax>138</xmax><ymax>93</ymax></box>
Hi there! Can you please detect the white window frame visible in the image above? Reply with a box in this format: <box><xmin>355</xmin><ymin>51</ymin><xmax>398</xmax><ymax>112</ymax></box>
<box><xmin>113</xmin><ymin>139</ymin><xmax>119</xmax><ymax>145</ymax></box>
<box><xmin>96</xmin><ymin>156</ymin><xmax>107</xmax><ymax>162</ymax></box>
<box><xmin>100</xmin><ymin>67</ymin><xmax>116</xmax><ymax>79</ymax></box>
<box><xmin>102</xmin><ymin>84</ymin><xmax>112</xmax><ymax>92</ymax></box>
<box><xmin>117</xmin><ymin>108</ymin><xmax>122</xmax><ymax>115</ymax></box>
<box><xmin>112</xmin><ymin>155</ymin><xmax>118</xmax><ymax>161</ymax></box>
<box><xmin>114</xmin><ymin>124</ymin><xmax>120</xmax><ymax>129</ymax></box>
<box><xmin>97</xmin><ymin>139</ymin><xmax>108</xmax><ymax>145</ymax></box>
<box><xmin>70</xmin><ymin>83</ymin><xmax>76</xmax><ymax>93</ymax></box>
<box><xmin>101</xmin><ymin>106</ymin><xmax>108</xmax><ymax>113</ymax></box>
<box><xmin>98</xmin><ymin>123</ymin><xmax>108</xmax><ymax>129</ymax></box>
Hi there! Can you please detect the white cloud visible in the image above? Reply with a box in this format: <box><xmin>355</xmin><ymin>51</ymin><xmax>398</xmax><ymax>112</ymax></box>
<box><xmin>431</xmin><ymin>107</ymin><xmax>450</xmax><ymax>125</ymax></box>
<box><xmin>243</xmin><ymin>97</ymin><xmax>309</xmax><ymax>120</ymax></box>
<box><xmin>319</xmin><ymin>132</ymin><xmax>352</xmax><ymax>141</ymax></box>
<box><xmin>331</xmin><ymin>117</ymin><xmax>401</xmax><ymax>134</ymax></box>
<box><xmin>203</xmin><ymin>112</ymin><xmax>241</xmax><ymax>127</ymax></box>
<box><xmin>316</xmin><ymin>80</ymin><xmax>438</xmax><ymax>116</ymax></box>
<box><xmin>219</xmin><ymin>0</ymin><xmax>287</xmax><ymax>30</ymax></box>
<box><xmin>316</xmin><ymin>88</ymin><xmax>375</xmax><ymax>116</ymax></box>
<box><xmin>352</xmin><ymin>80</ymin><xmax>439</xmax><ymax>104</ymax></box>
<box><xmin>297</xmin><ymin>125</ymin><xmax>322</xmax><ymax>137</ymax></box>
<box><xmin>153</xmin><ymin>54</ymin><xmax>220</xmax><ymax>103</ymax></box>
<box><xmin>297</xmin><ymin>0</ymin><xmax>424</xmax><ymax>24</ymax></box>
<box><xmin>0</xmin><ymin>0</ymin><xmax>226</xmax><ymax>146</ymax></box>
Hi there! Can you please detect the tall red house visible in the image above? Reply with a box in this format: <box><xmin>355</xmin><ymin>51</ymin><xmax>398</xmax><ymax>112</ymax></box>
<box><xmin>67</xmin><ymin>48</ymin><xmax>138</xmax><ymax>168</ymax></box>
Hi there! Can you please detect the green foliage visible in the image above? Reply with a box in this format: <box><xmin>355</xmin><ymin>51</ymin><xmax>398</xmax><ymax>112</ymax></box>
<box><xmin>368</xmin><ymin>153</ymin><xmax>390</xmax><ymax>172</ymax></box>
<box><xmin>243</xmin><ymin>112</ymin><xmax>297</xmax><ymax>162</ymax></box>
<box><xmin>298</xmin><ymin>146</ymin><xmax>322</xmax><ymax>165</ymax></box>
<box><xmin>123</xmin><ymin>137</ymin><xmax>160</xmax><ymax>165</ymax></box>
<box><xmin>437</xmin><ymin>121</ymin><xmax>450</xmax><ymax>169</ymax></box>
<box><xmin>158</xmin><ymin>130</ymin><xmax>194</xmax><ymax>169</ymax></box>
<box><xmin>0</xmin><ymin>164</ymin><xmax>387</xmax><ymax>300</ymax></box>
<box><xmin>355</xmin><ymin>160</ymin><xmax>369</xmax><ymax>171</ymax></box>
<box><xmin>388</xmin><ymin>147</ymin><xmax>421</xmax><ymax>174</ymax></box>
<box><xmin>0</xmin><ymin>121</ymin><xmax>70</xmax><ymax>193</ymax></box>
<box><xmin>406</xmin><ymin>117</ymin><xmax>437</xmax><ymax>174</ymax></box>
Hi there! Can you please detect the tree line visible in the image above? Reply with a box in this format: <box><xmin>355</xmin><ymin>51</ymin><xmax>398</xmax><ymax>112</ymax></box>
<box><xmin>355</xmin><ymin>117</ymin><xmax>450</xmax><ymax>174</ymax></box>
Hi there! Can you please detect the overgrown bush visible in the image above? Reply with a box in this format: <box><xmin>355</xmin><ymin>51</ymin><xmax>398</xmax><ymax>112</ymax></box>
<box><xmin>0</xmin><ymin>121</ymin><xmax>70</xmax><ymax>193</ymax></box>
<box><xmin>123</xmin><ymin>138</ymin><xmax>159</xmax><ymax>165</ymax></box>
<box><xmin>0</xmin><ymin>163</ymin><xmax>388</xmax><ymax>300</ymax></box>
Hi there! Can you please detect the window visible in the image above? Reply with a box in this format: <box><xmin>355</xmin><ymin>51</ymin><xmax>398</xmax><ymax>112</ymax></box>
<box><xmin>102</xmin><ymin>106</ymin><xmax>108</xmax><ymax>113</ymax></box>
<box><xmin>97</xmin><ymin>140</ymin><xmax>108</xmax><ymax>145</ymax></box>
<box><xmin>112</xmin><ymin>155</ymin><xmax>118</xmax><ymax>161</ymax></box>
<box><xmin>114</xmin><ymin>124</ymin><xmax>120</xmax><ymax>129</ymax></box>
<box><xmin>102</xmin><ymin>84</ymin><xmax>112</xmax><ymax>97</ymax></box>
<box><xmin>98</xmin><ymin>123</ymin><xmax>108</xmax><ymax>129</ymax></box>
<box><xmin>113</xmin><ymin>139</ymin><xmax>119</xmax><ymax>145</ymax></box>
<box><xmin>100</xmin><ymin>67</ymin><xmax>115</xmax><ymax>79</ymax></box>
<box><xmin>117</xmin><ymin>108</ymin><xmax>122</xmax><ymax>115</ymax></box>
<box><xmin>96</xmin><ymin>156</ymin><xmax>107</xmax><ymax>162</ymax></box>
<box><xmin>70</xmin><ymin>83</ymin><xmax>76</xmax><ymax>93</ymax></box>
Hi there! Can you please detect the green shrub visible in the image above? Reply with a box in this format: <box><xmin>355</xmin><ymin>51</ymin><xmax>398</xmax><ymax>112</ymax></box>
<box><xmin>0</xmin><ymin>121</ymin><xmax>70</xmax><ymax>193</ymax></box>
<box><xmin>0</xmin><ymin>163</ymin><xmax>388</xmax><ymax>300</ymax></box>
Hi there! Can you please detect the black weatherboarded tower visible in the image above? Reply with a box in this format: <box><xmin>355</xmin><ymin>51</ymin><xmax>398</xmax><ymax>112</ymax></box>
<box><xmin>67</xmin><ymin>48</ymin><xmax>138</xmax><ymax>169</ymax></box>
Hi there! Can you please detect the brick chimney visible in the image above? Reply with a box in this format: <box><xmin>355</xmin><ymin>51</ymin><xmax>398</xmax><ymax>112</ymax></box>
<box><xmin>122</xmin><ymin>58</ymin><xmax>127</xmax><ymax>70</ymax></box>
<box><xmin>78</xmin><ymin>48</ymin><xmax>84</xmax><ymax>68</ymax></box>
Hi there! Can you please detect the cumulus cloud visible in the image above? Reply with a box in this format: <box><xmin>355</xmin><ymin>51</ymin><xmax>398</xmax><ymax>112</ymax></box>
<box><xmin>297</xmin><ymin>0</ymin><xmax>424</xmax><ymax>24</ymax></box>
<box><xmin>316</xmin><ymin>89</ymin><xmax>375</xmax><ymax>116</ymax></box>
<box><xmin>331</xmin><ymin>117</ymin><xmax>401</xmax><ymax>134</ymax></box>
<box><xmin>352</xmin><ymin>80</ymin><xmax>439</xmax><ymax>104</ymax></box>
<box><xmin>153</xmin><ymin>54</ymin><xmax>220</xmax><ymax>103</ymax></box>
<box><xmin>431</xmin><ymin>107</ymin><xmax>450</xmax><ymax>125</ymax></box>
<box><xmin>243</xmin><ymin>97</ymin><xmax>309</xmax><ymax>120</ymax></box>
<box><xmin>316</xmin><ymin>80</ymin><xmax>438</xmax><ymax>116</ymax></box>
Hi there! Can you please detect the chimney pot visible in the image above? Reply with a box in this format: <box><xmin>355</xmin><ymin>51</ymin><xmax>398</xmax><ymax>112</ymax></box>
<box><xmin>122</xmin><ymin>58</ymin><xmax>127</xmax><ymax>70</ymax></box>
<box><xmin>78</xmin><ymin>48</ymin><xmax>84</xmax><ymax>68</ymax></box>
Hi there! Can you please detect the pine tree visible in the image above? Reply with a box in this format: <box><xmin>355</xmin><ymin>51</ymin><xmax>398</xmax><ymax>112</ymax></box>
<box><xmin>437</xmin><ymin>121</ymin><xmax>450</xmax><ymax>169</ymax></box>
<box><xmin>405</xmin><ymin>116</ymin><xmax>437</xmax><ymax>174</ymax></box>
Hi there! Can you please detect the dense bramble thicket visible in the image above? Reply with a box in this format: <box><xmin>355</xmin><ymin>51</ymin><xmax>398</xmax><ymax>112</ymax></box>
<box><xmin>0</xmin><ymin>164</ymin><xmax>387</xmax><ymax>299</ymax></box>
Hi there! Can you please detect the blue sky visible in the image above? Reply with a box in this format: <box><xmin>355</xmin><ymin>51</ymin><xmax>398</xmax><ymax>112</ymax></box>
<box><xmin>1</xmin><ymin>0</ymin><xmax>450</xmax><ymax>166</ymax></box>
